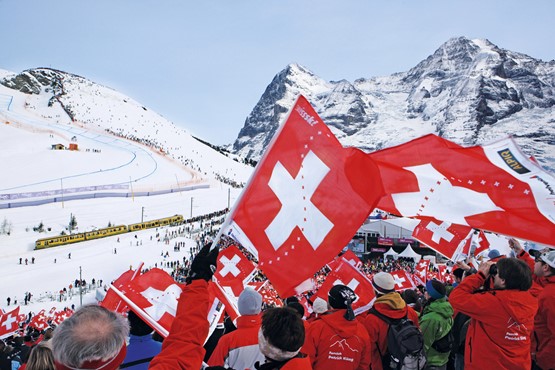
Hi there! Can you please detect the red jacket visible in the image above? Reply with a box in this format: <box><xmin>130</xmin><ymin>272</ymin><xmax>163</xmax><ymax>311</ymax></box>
<box><xmin>149</xmin><ymin>280</ymin><xmax>208</xmax><ymax>370</ymax></box>
<box><xmin>362</xmin><ymin>292</ymin><xmax>420</xmax><ymax>370</ymax></box>
<box><xmin>281</xmin><ymin>356</ymin><xmax>312</xmax><ymax>370</ymax></box>
<box><xmin>518</xmin><ymin>250</ymin><xmax>555</xmax><ymax>370</ymax></box>
<box><xmin>449</xmin><ymin>272</ymin><xmax>538</xmax><ymax>370</ymax></box>
<box><xmin>207</xmin><ymin>314</ymin><xmax>264</xmax><ymax>369</ymax></box>
<box><xmin>303</xmin><ymin>309</ymin><xmax>370</xmax><ymax>370</ymax></box>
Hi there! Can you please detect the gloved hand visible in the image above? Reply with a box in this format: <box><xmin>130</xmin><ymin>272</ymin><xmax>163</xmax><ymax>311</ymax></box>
<box><xmin>186</xmin><ymin>242</ymin><xmax>219</xmax><ymax>283</ymax></box>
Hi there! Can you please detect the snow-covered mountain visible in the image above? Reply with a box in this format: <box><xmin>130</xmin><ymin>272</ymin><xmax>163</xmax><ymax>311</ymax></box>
<box><xmin>0</xmin><ymin>67</ymin><xmax>252</xmax><ymax>192</ymax></box>
<box><xmin>232</xmin><ymin>37</ymin><xmax>555</xmax><ymax>171</ymax></box>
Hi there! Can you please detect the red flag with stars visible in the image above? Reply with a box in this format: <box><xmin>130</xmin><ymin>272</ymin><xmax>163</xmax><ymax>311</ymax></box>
<box><xmin>369</xmin><ymin>134</ymin><xmax>555</xmax><ymax>247</ymax></box>
<box><xmin>412</xmin><ymin>217</ymin><xmax>473</xmax><ymax>259</ymax></box>
<box><xmin>227</xmin><ymin>95</ymin><xmax>384</xmax><ymax>296</ymax></box>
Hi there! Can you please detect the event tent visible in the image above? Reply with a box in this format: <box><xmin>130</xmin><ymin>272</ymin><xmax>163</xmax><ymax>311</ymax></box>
<box><xmin>384</xmin><ymin>247</ymin><xmax>399</xmax><ymax>259</ymax></box>
<box><xmin>398</xmin><ymin>244</ymin><xmax>422</xmax><ymax>262</ymax></box>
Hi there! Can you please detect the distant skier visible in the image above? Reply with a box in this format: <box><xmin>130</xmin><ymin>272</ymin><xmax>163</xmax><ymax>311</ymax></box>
<box><xmin>68</xmin><ymin>253</ymin><xmax>71</xmax><ymax>259</ymax></box>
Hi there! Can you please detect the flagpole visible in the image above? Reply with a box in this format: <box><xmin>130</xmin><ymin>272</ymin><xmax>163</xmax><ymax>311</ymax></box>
<box><xmin>210</xmin><ymin>95</ymin><xmax>303</xmax><ymax>251</ymax></box>
<box><xmin>109</xmin><ymin>284</ymin><xmax>169</xmax><ymax>338</ymax></box>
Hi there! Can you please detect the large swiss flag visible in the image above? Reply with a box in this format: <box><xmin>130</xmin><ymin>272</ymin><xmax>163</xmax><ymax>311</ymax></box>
<box><xmin>228</xmin><ymin>95</ymin><xmax>384</xmax><ymax>296</ymax></box>
<box><xmin>369</xmin><ymin>134</ymin><xmax>555</xmax><ymax>246</ymax></box>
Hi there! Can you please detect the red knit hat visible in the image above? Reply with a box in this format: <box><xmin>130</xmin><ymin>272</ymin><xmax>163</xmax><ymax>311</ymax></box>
<box><xmin>55</xmin><ymin>343</ymin><xmax>127</xmax><ymax>370</ymax></box>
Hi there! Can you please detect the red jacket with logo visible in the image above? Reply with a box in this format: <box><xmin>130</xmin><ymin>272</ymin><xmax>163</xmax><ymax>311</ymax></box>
<box><xmin>303</xmin><ymin>309</ymin><xmax>370</xmax><ymax>370</ymax></box>
<box><xmin>449</xmin><ymin>272</ymin><xmax>538</xmax><ymax>370</ymax></box>
<box><xmin>518</xmin><ymin>250</ymin><xmax>555</xmax><ymax>370</ymax></box>
<box><xmin>361</xmin><ymin>292</ymin><xmax>420</xmax><ymax>370</ymax></box>
<box><xmin>207</xmin><ymin>314</ymin><xmax>264</xmax><ymax>370</ymax></box>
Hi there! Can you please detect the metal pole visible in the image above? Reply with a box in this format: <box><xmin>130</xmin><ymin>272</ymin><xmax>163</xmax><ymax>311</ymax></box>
<box><xmin>141</xmin><ymin>207</ymin><xmax>144</xmax><ymax>223</ymax></box>
<box><xmin>190</xmin><ymin>197</ymin><xmax>193</xmax><ymax>218</ymax></box>
<box><xmin>60</xmin><ymin>178</ymin><xmax>65</xmax><ymax>208</ymax></box>
<box><xmin>227</xmin><ymin>188</ymin><xmax>230</xmax><ymax>210</ymax></box>
<box><xmin>129</xmin><ymin>176</ymin><xmax>134</xmax><ymax>202</ymax></box>
<box><xmin>79</xmin><ymin>266</ymin><xmax>83</xmax><ymax>307</ymax></box>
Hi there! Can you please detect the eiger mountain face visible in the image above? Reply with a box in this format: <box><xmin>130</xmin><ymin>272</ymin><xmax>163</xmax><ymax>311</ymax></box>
<box><xmin>232</xmin><ymin>37</ymin><xmax>555</xmax><ymax>170</ymax></box>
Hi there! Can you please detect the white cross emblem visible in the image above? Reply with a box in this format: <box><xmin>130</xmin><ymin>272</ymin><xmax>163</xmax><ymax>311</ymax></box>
<box><xmin>1</xmin><ymin>314</ymin><xmax>16</xmax><ymax>331</ymax></box>
<box><xmin>141</xmin><ymin>284</ymin><xmax>182</xmax><ymax>321</ymax></box>
<box><xmin>219</xmin><ymin>254</ymin><xmax>241</xmax><ymax>277</ymax></box>
<box><xmin>392</xmin><ymin>274</ymin><xmax>406</xmax><ymax>289</ymax></box>
<box><xmin>265</xmin><ymin>150</ymin><xmax>333</xmax><ymax>250</ymax></box>
<box><xmin>426</xmin><ymin>221</ymin><xmax>455</xmax><ymax>243</ymax></box>
<box><xmin>333</xmin><ymin>278</ymin><xmax>360</xmax><ymax>292</ymax></box>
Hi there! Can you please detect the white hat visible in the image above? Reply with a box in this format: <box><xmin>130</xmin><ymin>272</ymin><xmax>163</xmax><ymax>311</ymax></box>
<box><xmin>312</xmin><ymin>297</ymin><xmax>328</xmax><ymax>314</ymax></box>
<box><xmin>372</xmin><ymin>272</ymin><xmax>395</xmax><ymax>294</ymax></box>
<box><xmin>539</xmin><ymin>250</ymin><xmax>555</xmax><ymax>269</ymax></box>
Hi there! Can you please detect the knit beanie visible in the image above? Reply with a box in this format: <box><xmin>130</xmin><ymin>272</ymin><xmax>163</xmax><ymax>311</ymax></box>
<box><xmin>372</xmin><ymin>272</ymin><xmax>396</xmax><ymax>294</ymax></box>
<box><xmin>425</xmin><ymin>279</ymin><xmax>446</xmax><ymax>300</ymax></box>
<box><xmin>238</xmin><ymin>288</ymin><xmax>262</xmax><ymax>316</ymax></box>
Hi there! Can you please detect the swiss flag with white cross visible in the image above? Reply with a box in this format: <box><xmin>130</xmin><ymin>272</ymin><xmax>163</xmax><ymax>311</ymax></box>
<box><xmin>369</xmin><ymin>134</ymin><xmax>555</xmax><ymax>247</ymax></box>
<box><xmin>389</xmin><ymin>270</ymin><xmax>417</xmax><ymax>291</ymax></box>
<box><xmin>412</xmin><ymin>216</ymin><xmax>473</xmax><ymax>259</ymax></box>
<box><xmin>0</xmin><ymin>306</ymin><xmax>21</xmax><ymax>338</ymax></box>
<box><xmin>229</xmin><ymin>95</ymin><xmax>384</xmax><ymax>296</ymax></box>
<box><xmin>313</xmin><ymin>257</ymin><xmax>375</xmax><ymax>315</ymax></box>
<box><xmin>214</xmin><ymin>245</ymin><xmax>256</xmax><ymax>287</ymax></box>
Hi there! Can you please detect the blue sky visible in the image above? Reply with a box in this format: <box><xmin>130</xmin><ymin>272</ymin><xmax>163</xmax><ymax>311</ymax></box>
<box><xmin>2</xmin><ymin>0</ymin><xmax>554</xmax><ymax>145</ymax></box>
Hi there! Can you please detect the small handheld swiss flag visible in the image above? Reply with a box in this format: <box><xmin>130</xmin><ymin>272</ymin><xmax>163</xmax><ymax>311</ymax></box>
<box><xmin>313</xmin><ymin>257</ymin><xmax>375</xmax><ymax>315</ymax></box>
<box><xmin>412</xmin><ymin>217</ymin><xmax>473</xmax><ymax>259</ymax></box>
<box><xmin>228</xmin><ymin>95</ymin><xmax>384</xmax><ymax>296</ymax></box>
<box><xmin>389</xmin><ymin>270</ymin><xmax>417</xmax><ymax>291</ymax></box>
<box><xmin>0</xmin><ymin>306</ymin><xmax>21</xmax><ymax>338</ymax></box>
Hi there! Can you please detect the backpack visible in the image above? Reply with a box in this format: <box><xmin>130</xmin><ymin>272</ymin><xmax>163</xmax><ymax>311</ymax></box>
<box><xmin>370</xmin><ymin>308</ymin><xmax>426</xmax><ymax>370</ymax></box>
<box><xmin>431</xmin><ymin>328</ymin><xmax>454</xmax><ymax>353</ymax></box>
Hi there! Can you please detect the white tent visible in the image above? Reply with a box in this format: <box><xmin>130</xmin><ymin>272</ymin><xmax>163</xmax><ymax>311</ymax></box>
<box><xmin>384</xmin><ymin>247</ymin><xmax>399</xmax><ymax>260</ymax></box>
<box><xmin>398</xmin><ymin>244</ymin><xmax>422</xmax><ymax>262</ymax></box>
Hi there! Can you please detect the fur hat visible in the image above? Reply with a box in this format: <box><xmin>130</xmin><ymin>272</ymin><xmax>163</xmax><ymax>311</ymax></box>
<box><xmin>238</xmin><ymin>288</ymin><xmax>262</xmax><ymax>316</ymax></box>
<box><xmin>372</xmin><ymin>272</ymin><xmax>395</xmax><ymax>294</ymax></box>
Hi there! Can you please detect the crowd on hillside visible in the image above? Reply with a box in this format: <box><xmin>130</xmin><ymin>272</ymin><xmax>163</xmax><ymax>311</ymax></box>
<box><xmin>2</xmin><ymin>220</ymin><xmax>553</xmax><ymax>370</ymax></box>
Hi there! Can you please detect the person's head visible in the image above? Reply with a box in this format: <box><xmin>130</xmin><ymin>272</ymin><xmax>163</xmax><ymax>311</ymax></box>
<box><xmin>127</xmin><ymin>310</ymin><xmax>154</xmax><ymax>336</ymax></box>
<box><xmin>328</xmin><ymin>284</ymin><xmax>357</xmax><ymax>321</ymax></box>
<box><xmin>534</xmin><ymin>250</ymin><xmax>555</xmax><ymax>278</ymax></box>
<box><xmin>258</xmin><ymin>307</ymin><xmax>305</xmax><ymax>362</ymax></box>
<box><xmin>52</xmin><ymin>305</ymin><xmax>129</xmax><ymax>370</ymax></box>
<box><xmin>425</xmin><ymin>279</ymin><xmax>446</xmax><ymax>301</ymax></box>
<box><xmin>43</xmin><ymin>327</ymin><xmax>54</xmax><ymax>341</ymax></box>
<box><xmin>312</xmin><ymin>297</ymin><xmax>329</xmax><ymax>314</ymax></box>
<box><xmin>493</xmin><ymin>258</ymin><xmax>533</xmax><ymax>291</ymax></box>
<box><xmin>238</xmin><ymin>288</ymin><xmax>262</xmax><ymax>316</ymax></box>
<box><xmin>283</xmin><ymin>296</ymin><xmax>299</xmax><ymax>305</ymax></box>
<box><xmin>26</xmin><ymin>344</ymin><xmax>56</xmax><ymax>370</ymax></box>
<box><xmin>286</xmin><ymin>302</ymin><xmax>305</xmax><ymax>319</ymax></box>
<box><xmin>371</xmin><ymin>272</ymin><xmax>395</xmax><ymax>296</ymax></box>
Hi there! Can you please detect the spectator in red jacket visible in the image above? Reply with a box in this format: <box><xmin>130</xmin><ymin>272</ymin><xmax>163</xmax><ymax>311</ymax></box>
<box><xmin>449</xmin><ymin>257</ymin><xmax>537</xmax><ymax>370</ymax></box>
<box><xmin>303</xmin><ymin>284</ymin><xmax>371</xmax><ymax>370</ymax></box>
<box><xmin>362</xmin><ymin>272</ymin><xmax>420</xmax><ymax>370</ymax></box>
<box><xmin>511</xmin><ymin>238</ymin><xmax>555</xmax><ymax>370</ymax></box>
<box><xmin>208</xmin><ymin>287</ymin><xmax>265</xmax><ymax>369</ymax></box>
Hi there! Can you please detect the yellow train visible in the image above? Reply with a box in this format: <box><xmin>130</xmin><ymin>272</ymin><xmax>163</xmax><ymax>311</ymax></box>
<box><xmin>128</xmin><ymin>214</ymin><xmax>183</xmax><ymax>232</ymax></box>
<box><xmin>35</xmin><ymin>214</ymin><xmax>184</xmax><ymax>250</ymax></box>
